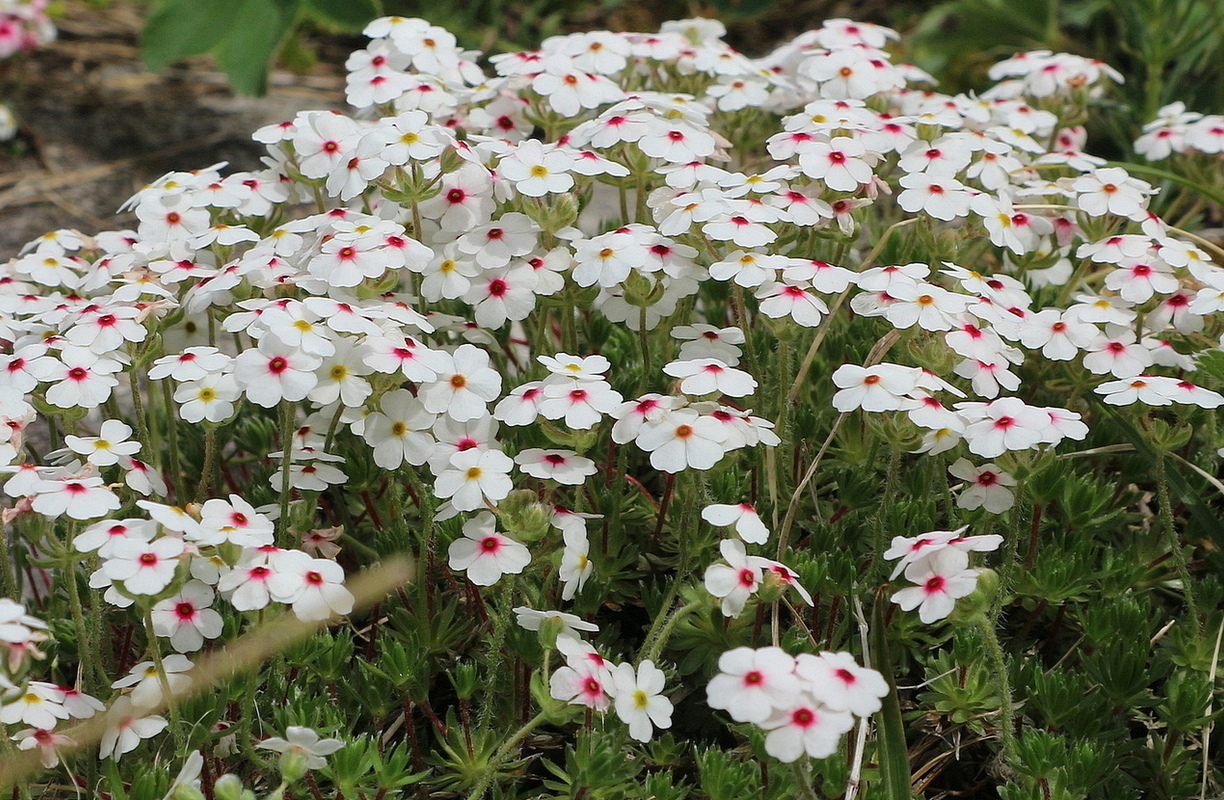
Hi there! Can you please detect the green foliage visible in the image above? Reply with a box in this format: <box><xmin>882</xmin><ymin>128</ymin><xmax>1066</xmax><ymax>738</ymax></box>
<box><xmin>541</xmin><ymin>731</ymin><xmax>643</xmax><ymax>799</ymax></box>
<box><xmin>139</xmin><ymin>0</ymin><xmax>370</xmax><ymax>96</ymax></box>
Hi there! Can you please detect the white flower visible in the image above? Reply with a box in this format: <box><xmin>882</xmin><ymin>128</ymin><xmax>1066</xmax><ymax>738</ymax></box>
<box><xmin>64</xmin><ymin>419</ymin><xmax>141</xmax><ymax>467</ymax></box>
<box><xmin>701</xmin><ymin>502</ymin><xmax>769</xmax><ymax>544</ymax></box>
<box><xmin>30</xmin><ymin>475</ymin><xmax>121</xmax><ymax>521</ymax></box>
<box><xmin>891</xmin><ymin>548</ymin><xmax>981</xmax><ymax>623</ymax></box>
<box><xmin>197</xmin><ymin>495</ymin><xmax>275</xmax><ymax>547</ymax></box>
<box><xmin>102</xmin><ymin>536</ymin><xmax>186</xmax><ymax>596</ymax></box>
<box><xmin>1071</xmin><ymin>167</ymin><xmax>1153</xmax><ymax>220</ymax></box>
<box><xmin>362</xmin><ymin>389</ymin><xmax>436</xmax><ymax>469</ymax></box>
<box><xmin>419</xmin><ymin>344</ymin><xmax>503</xmax><ymax>423</ymax></box>
<box><xmin>174</xmin><ymin>373</ymin><xmax>240</xmax><ymax>424</ymax></box>
<box><xmin>150</xmin><ymin>580</ymin><xmax>224</xmax><ymax>653</ymax></box>
<box><xmin>14</xmin><ymin>727</ymin><xmax>75</xmax><ymax>769</ymax></box>
<box><xmin>794</xmin><ymin>652</ymin><xmax>889</xmax><ymax>717</ymax></box>
<box><xmin>897</xmin><ymin>173</ymin><xmax>973</xmax><ymax>221</ymax></box>
<box><xmin>434</xmin><ymin>448</ymin><xmax>515</xmax><ymax>511</ymax></box>
<box><xmin>635</xmin><ymin>407</ymin><xmax>729</xmax><ymax>472</ymax></box>
<box><xmin>99</xmin><ymin>697</ymin><xmax>168</xmax><ymax>761</ymax></box>
<box><xmin>949</xmin><ymin>458</ymin><xmax>1016</xmax><ymax>513</ymax></box>
<box><xmin>111</xmin><ymin>655</ymin><xmax>193</xmax><ymax>710</ymax></box>
<box><xmin>703</xmin><ymin>539</ymin><xmax>764</xmax><ymax>618</ymax></box>
<box><xmin>498</xmin><ymin>140</ymin><xmax>576</xmax><ymax>197</ymax></box>
<box><xmin>663</xmin><ymin>358</ymin><xmax>758</xmax><ymax>398</ymax></box>
<box><xmin>760</xmin><ymin>698</ymin><xmax>854</xmax><ymax>762</ymax></box>
<box><xmin>267</xmin><ymin>550</ymin><xmax>354</xmax><ymax>622</ymax></box>
<box><xmin>706</xmin><ymin>646</ymin><xmax>801</xmax><ymax>724</ymax></box>
<box><xmin>447</xmin><ymin>512</ymin><xmax>531</xmax><ymax>586</ymax></box>
<box><xmin>559</xmin><ymin>521</ymin><xmax>594</xmax><ymax>600</ymax></box>
<box><xmin>513</xmin><ymin>607</ymin><xmax>598</xmax><ymax>638</ymax></box>
<box><xmin>611</xmin><ymin>660</ymin><xmax>672</xmax><ymax>742</ymax></box>
<box><xmin>257</xmin><ymin>726</ymin><xmax>344</xmax><ymax>770</ymax></box>
<box><xmin>538</xmin><ymin>380</ymin><xmax>623</xmax><ymax>430</ymax></box>
<box><xmin>514</xmin><ymin>448</ymin><xmax>598</xmax><ymax>485</ymax></box>
<box><xmin>0</xmin><ymin>682</ymin><xmax>68</xmax><ymax>729</ymax></box>
<box><xmin>831</xmin><ymin>364</ymin><xmax>920</xmax><ymax>413</ymax></box>
<box><xmin>232</xmin><ymin>335</ymin><xmax>322</xmax><ymax>408</ymax></box>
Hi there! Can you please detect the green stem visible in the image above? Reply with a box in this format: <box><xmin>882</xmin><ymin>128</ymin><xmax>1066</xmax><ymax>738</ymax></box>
<box><xmin>63</xmin><ymin>548</ymin><xmax>104</xmax><ymax>693</ymax></box>
<box><xmin>975</xmin><ymin>613</ymin><xmax>1018</xmax><ymax>771</ymax></box>
<box><xmin>463</xmin><ymin>711</ymin><xmax>549</xmax><ymax>800</ymax></box>
<box><xmin>0</xmin><ymin>524</ymin><xmax>15</xmax><ymax>600</ymax></box>
<box><xmin>143</xmin><ymin>605</ymin><xmax>186</xmax><ymax>752</ymax></box>
<box><xmin>195</xmin><ymin>428</ymin><xmax>218</xmax><ymax>503</ymax></box>
<box><xmin>871</xmin><ymin>448</ymin><xmax>902</xmax><ymax>582</ymax></box>
<box><xmin>129</xmin><ymin>371</ymin><xmax>151</xmax><ymax>466</ymax></box>
<box><xmin>277</xmin><ymin>401</ymin><xmax>296</xmax><ymax>547</ymax></box>
<box><xmin>791</xmin><ymin>761</ymin><xmax>820</xmax><ymax>800</ymax></box>
<box><xmin>1157</xmin><ymin>453</ymin><xmax>1202</xmax><ymax>634</ymax></box>
<box><xmin>641</xmin><ymin>600</ymin><xmax>703</xmax><ymax>664</ymax></box>
<box><xmin>161</xmin><ymin>380</ymin><xmax>180</xmax><ymax>499</ymax></box>
<box><xmin>477</xmin><ymin>577</ymin><xmax>517</xmax><ymax>729</ymax></box>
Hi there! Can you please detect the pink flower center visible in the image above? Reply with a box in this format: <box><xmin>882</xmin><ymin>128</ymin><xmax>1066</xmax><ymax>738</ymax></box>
<box><xmin>480</xmin><ymin>536</ymin><xmax>501</xmax><ymax>552</ymax></box>
<box><xmin>174</xmin><ymin>602</ymin><xmax>196</xmax><ymax>620</ymax></box>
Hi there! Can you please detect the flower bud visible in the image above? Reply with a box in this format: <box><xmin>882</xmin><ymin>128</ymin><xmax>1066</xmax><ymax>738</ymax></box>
<box><xmin>536</xmin><ymin>615</ymin><xmax>567</xmax><ymax>650</ymax></box>
<box><xmin>213</xmin><ymin>775</ymin><xmax>250</xmax><ymax>800</ymax></box>
<box><xmin>949</xmin><ymin>567</ymin><xmax>999</xmax><ymax>625</ymax></box>
<box><xmin>169</xmin><ymin>785</ymin><xmax>206</xmax><ymax>800</ymax></box>
<box><xmin>278</xmin><ymin>748</ymin><xmax>310</xmax><ymax>783</ymax></box>
<box><xmin>438</xmin><ymin>146</ymin><xmax>466</xmax><ymax>175</ymax></box>
<box><xmin>498</xmin><ymin>489</ymin><xmax>552</xmax><ymax>542</ymax></box>
<box><xmin>521</xmin><ymin>193</ymin><xmax>580</xmax><ymax>233</ymax></box>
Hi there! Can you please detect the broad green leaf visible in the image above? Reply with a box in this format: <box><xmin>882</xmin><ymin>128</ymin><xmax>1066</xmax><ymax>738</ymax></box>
<box><xmin>140</xmin><ymin>0</ymin><xmax>245</xmax><ymax>70</ymax></box>
<box><xmin>215</xmin><ymin>0</ymin><xmax>304</xmax><ymax>96</ymax></box>
<box><xmin>1192</xmin><ymin>349</ymin><xmax>1224</xmax><ymax>389</ymax></box>
<box><xmin>306</xmin><ymin>0</ymin><xmax>380</xmax><ymax>31</ymax></box>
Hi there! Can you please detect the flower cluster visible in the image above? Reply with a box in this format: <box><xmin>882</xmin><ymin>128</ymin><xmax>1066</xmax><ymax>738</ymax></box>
<box><xmin>0</xmin><ymin>7</ymin><xmax>1221</xmax><ymax>796</ymax></box>
<box><xmin>706</xmin><ymin>646</ymin><xmax>887</xmax><ymax>761</ymax></box>
<box><xmin>547</xmin><ymin>632</ymin><xmax>673</xmax><ymax>742</ymax></box>
<box><xmin>885</xmin><ymin>527</ymin><xmax>1002</xmax><ymax>622</ymax></box>
<box><xmin>1135</xmin><ymin>102</ymin><xmax>1224</xmax><ymax>161</ymax></box>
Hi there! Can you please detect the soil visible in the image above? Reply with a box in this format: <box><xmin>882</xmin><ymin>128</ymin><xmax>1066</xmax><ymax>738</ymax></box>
<box><xmin>0</xmin><ymin>1</ymin><xmax>349</xmax><ymax>256</ymax></box>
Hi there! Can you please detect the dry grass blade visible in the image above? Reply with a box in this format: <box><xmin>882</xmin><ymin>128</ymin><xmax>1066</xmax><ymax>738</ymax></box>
<box><xmin>0</xmin><ymin>556</ymin><xmax>414</xmax><ymax>792</ymax></box>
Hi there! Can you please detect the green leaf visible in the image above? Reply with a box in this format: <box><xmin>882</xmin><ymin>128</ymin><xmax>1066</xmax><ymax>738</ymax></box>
<box><xmin>140</xmin><ymin>0</ymin><xmax>245</xmax><ymax>70</ymax></box>
<box><xmin>1194</xmin><ymin>349</ymin><xmax>1224</xmax><ymax>388</ymax></box>
<box><xmin>871</xmin><ymin>596</ymin><xmax>913</xmax><ymax>799</ymax></box>
<box><xmin>214</xmin><ymin>0</ymin><xmax>303</xmax><ymax>96</ymax></box>
<box><xmin>306</xmin><ymin>0</ymin><xmax>380</xmax><ymax>30</ymax></box>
